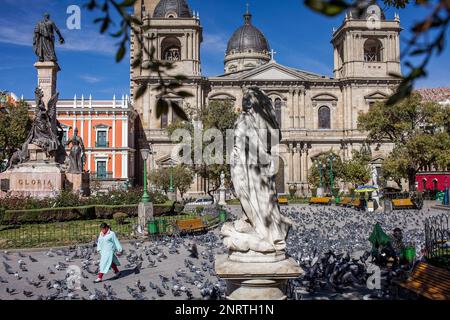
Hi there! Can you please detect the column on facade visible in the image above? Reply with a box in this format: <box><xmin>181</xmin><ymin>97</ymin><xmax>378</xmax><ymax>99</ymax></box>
<box><xmin>288</xmin><ymin>143</ymin><xmax>294</xmax><ymax>182</ymax></box>
<box><xmin>185</xmin><ymin>33</ymin><xmax>189</xmax><ymax>60</ymax></box>
<box><xmin>289</xmin><ymin>90</ymin><xmax>295</xmax><ymax>128</ymax></box>
<box><xmin>294</xmin><ymin>145</ymin><xmax>301</xmax><ymax>182</ymax></box>
<box><xmin>301</xmin><ymin>89</ymin><xmax>306</xmax><ymax>128</ymax></box>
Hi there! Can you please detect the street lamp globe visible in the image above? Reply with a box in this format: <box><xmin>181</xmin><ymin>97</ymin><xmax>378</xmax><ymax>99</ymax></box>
<box><xmin>140</xmin><ymin>148</ymin><xmax>150</xmax><ymax>161</ymax></box>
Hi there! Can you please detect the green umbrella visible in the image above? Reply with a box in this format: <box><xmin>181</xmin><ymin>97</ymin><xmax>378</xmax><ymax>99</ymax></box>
<box><xmin>368</xmin><ymin>223</ymin><xmax>392</xmax><ymax>250</ymax></box>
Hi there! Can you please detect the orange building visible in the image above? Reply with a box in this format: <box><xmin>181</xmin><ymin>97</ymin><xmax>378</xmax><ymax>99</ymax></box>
<box><xmin>26</xmin><ymin>95</ymin><xmax>138</xmax><ymax>190</ymax></box>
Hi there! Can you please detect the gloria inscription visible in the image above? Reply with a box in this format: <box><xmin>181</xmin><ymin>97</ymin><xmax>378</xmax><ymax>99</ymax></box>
<box><xmin>17</xmin><ymin>178</ymin><xmax>54</xmax><ymax>189</ymax></box>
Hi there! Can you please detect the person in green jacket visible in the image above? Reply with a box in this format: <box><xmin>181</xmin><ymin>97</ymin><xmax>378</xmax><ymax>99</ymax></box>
<box><xmin>94</xmin><ymin>223</ymin><xmax>123</xmax><ymax>283</ymax></box>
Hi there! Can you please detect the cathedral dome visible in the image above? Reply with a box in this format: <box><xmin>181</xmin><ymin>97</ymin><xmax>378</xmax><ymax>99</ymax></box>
<box><xmin>153</xmin><ymin>0</ymin><xmax>193</xmax><ymax>18</ymax></box>
<box><xmin>224</xmin><ymin>11</ymin><xmax>271</xmax><ymax>74</ymax></box>
<box><xmin>226</xmin><ymin>12</ymin><xmax>270</xmax><ymax>55</ymax></box>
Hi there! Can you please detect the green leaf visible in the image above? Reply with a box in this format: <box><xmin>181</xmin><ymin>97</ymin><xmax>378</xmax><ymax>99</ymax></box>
<box><xmin>170</xmin><ymin>102</ymin><xmax>189</xmax><ymax>121</ymax></box>
<box><xmin>134</xmin><ymin>85</ymin><xmax>147</xmax><ymax>100</ymax></box>
<box><xmin>118</xmin><ymin>0</ymin><xmax>138</xmax><ymax>7</ymax></box>
<box><xmin>304</xmin><ymin>0</ymin><xmax>349</xmax><ymax>16</ymax></box>
<box><xmin>156</xmin><ymin>99</ymin><xmax>169</xmax><ymax>119</ymax></box>
<box><xmin>116</xmin><ymin>43</ymin><xmax>126</xmax><ymax>62</ymax></box>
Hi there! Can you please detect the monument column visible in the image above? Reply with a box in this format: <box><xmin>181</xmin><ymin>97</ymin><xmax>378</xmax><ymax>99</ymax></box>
<box><xmin>34</xmin><ymin>62</ymin><xmax>59</xmax><ymax>106</ymax></box>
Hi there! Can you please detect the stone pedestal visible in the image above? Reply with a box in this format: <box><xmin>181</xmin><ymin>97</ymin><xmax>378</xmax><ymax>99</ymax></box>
<box><xmin>215</xmin><ymin>255</ymin><xmax>303</xmax><ymax>300</ymax></box>
<box><xmin>218</xmin><ymin>187</ymin><xmax>227</xmax><ymax>206</ymax></box>
<box><xmin>34</xmin><ymin>61</ymin><xmax>58</xmax><ymax>106</ymax></box>
<box><xmin>138</xmin><ymin>202</ymin><xmax>154</xmax><ymax>236</ymax></box>
<box><xmin>316</xmin><ymin>187</ymin><xmax>324</xmax><ymax>197</ymax></box>
<box><xmin>0</xmin><ymin>163</ymin><xmax>65</xmax><ymax>198</ymax></box>
<box><xmin>66</xmin><ymin>173</ymin><xmax>90</xmax><ymax>196</ymax></box>
<box><xmin>167</xmin><ymin>192</ymin><xmax>176</xmax><ymax>201</ymax></box>
<box><xmin>0</xmin><ymin>144</ymin><xmax>65</xmax><ymax>198</ymax></box>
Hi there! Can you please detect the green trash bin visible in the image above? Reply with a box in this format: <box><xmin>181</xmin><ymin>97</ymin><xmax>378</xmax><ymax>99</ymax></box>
<box><xmin>148</xmin><ymin>220</ymin><xmax>158</xmax><ymax>235</ymax></box>
<box><xmin>401</xmin><ymin>247</ymin><xmax>416</xmax><ymax>263</ymax></box>
<box><xmin>219</xmin><ymin>210</ymin><xmax>227</xmax><ymax>222</ymax></box>
<box><xmin>158</xmin><ymin>219</ymin><xmax>168</xmax><ymax>234</ymax></box>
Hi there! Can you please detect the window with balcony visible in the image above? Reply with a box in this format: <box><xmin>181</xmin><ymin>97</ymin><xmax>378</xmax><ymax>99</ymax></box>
<box><xmin>96</xmin><ymin>130</ymin><xmax>108</xmax><ymax>147</ymax></box>
<box><xmin>96</xmin><ymin>161</ymin><xmax>107</xmax><ymax>178</ymax></box>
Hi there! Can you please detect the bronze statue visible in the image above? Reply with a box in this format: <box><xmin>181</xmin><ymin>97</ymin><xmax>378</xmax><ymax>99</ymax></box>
<box><xmin>67</xmin><ymin>128</ymin><xmax>86</xmax><ymax>174</ymax></box>
<box><xmin>22</xmin><ymin>88</ymin><xmax>60</xmax><ymax>156</ymax></box>
<box><xmin>33</xmin><ymin>13</ymin><xmax>65</xmax><ymax>64</ymax></box>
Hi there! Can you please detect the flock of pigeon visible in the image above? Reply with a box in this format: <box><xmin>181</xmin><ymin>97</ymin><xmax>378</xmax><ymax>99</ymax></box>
<box><xmin>0</xmin><ymin>204</ymin><xmax>448</xmax><ymax>300</ymax></box>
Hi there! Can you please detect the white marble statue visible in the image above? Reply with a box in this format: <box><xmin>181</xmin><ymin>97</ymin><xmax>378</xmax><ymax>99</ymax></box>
<box><xmin>220</xmin><ymin>171</ymin><xmax>225</xmax><ymax>188</ymax></box>
<box><xmin>221</xmin><ymin>87</ymin><xmax>292</xmax><ymax>257</ymax></box>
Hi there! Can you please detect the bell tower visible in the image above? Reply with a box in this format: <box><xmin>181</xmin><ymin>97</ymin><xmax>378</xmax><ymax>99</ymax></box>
<box><xmin>331</xmin><ymin>3</ymin><xmax>402</xmax><ymax>79</ymax></box>
<box><xmin>133</xmin><ymin>0</ymin><xmax>202</xmax><ymax>79</ymax></box>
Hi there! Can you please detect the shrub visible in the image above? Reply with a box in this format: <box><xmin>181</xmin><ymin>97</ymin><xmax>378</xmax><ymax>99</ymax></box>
<box><xmin>113</xmin><ymin>212</ymin><xmax>128</xmax><ymax>225</ymax></box>
<box><xmin>195</xmin><ymin>206</ymin><xmax>205</xmax><ymax>215</ymax></box>
<box><xmin>0</xmin><ymin>205</ymin><xmax>137</xmax><ymax>225</ymax></box>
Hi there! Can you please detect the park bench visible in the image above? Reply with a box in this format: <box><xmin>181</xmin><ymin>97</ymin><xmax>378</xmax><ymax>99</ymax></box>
<box><xmin>392</xmin><ymin>198</ymin><xmax>415</xmax><ymax>210</ymax></box>
<box><xmin>337</xmin><ymin>197</ymin><xmax>352</xmax><ymax>206</ymax></box>
<box><xmin>350</xmin><ymin>198</ymin><xmax>361</xmax><ymax>208</ymax></box>
<box><xmin>395</xmin><ymin>262</ymin><xmax>450</xmax><ymax>300</ymax></box>
<box><xmin>175</xmin><ymin>218</ymin><xmax>206</xmax><ymax>234</ymax></box>
<box><xmin>309</xmin><ymin>197</ymin><xmax>332</xmax><ymax>205</ymax></box>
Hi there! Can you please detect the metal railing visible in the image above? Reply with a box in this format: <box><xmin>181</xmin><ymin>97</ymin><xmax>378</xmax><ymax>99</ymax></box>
<box><xmin>0</xmin><ymin>218</ymin><xmax>138</xmax><ymax>249</ymax></box>
<box><xmin>90</xmin><ymin>172</ymin><xmax>114</xmax><ymax>180</ymax></box>
<box><xmin>95</xmin><ymin>141</ymin><xmax>109</xmax><ymax>148</ymax></box>
<box><xmin>425</xmin><ymin>214</ymin><xmax>450</xmax><ymax>268</ymax></box>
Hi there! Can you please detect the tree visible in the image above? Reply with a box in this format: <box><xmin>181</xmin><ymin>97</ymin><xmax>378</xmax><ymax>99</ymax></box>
<box><xmin>0</xmin><ymin>101</ymin><xmax>31</xmax><ymax>171</ymax></box>
<box><xmin>149</xmin><ymin>168</ymin><xmax>169</xmax><ymax>193</ymax></box>
<box><xmin>149</xmin><ymin>165</ymin><xmax>194</xmax><ymax>198</ymax></box>
<box><xmin>166</xmin><ymin>100</ymin><xmax>238</xmax><ymax>198</ymax></box>
<box><xmin>173</xmin><ymin>165</ymin><xmax>194</xmax><ymax>199</ymax></box>
<box><xmin>341</xmin><ymin>150</ymin><xmax>371</xmax><ymax>187</ymax></box>
<box><xmin>308</xmin><ymin>151</ymin><xmax>344</xmax><ymax>193</ymax></box>
<box><xmin>358</xmin><ymin>93</ymin><xmax>450</xmax><ymax>190</ymax></box>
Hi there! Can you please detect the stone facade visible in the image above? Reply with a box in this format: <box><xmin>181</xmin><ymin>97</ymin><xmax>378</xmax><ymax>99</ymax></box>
<box><xmin>131</xmin><ymin>0</ymin><xmax>401</xmax><ymax>196</ymax></box>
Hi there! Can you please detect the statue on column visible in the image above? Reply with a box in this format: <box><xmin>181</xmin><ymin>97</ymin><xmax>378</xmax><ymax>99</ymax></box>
<box><xmin>221</xmin><ymin>87</ymin><xmax>292</xmax><ymax>257</ymax></box>
<box><xmin>67</xmin><ymin>128</ymin><xmax>86</xmax><ymax>174</ymax></box>
<box><xmin>33</xmin><ymin>13</ymin><xmax>65</xmax><ymax>64</ymax></box>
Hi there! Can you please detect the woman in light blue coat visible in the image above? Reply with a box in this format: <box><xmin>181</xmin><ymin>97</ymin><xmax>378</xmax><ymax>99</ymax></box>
<box><xmin>94</xmin><ymin>223</ymin><xmax>123</xmax><ymax>283</ymax></box>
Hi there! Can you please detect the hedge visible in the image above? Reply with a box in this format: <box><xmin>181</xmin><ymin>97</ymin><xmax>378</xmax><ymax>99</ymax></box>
<box><xmin>0</xmin><ymin>202</ymin><xmax>186</xmax><ymax>225</ymax></box>
<box><xmin>1</xmin><ymin>204</ymin><xmax>138</xmax><ymax>225</ymax></box>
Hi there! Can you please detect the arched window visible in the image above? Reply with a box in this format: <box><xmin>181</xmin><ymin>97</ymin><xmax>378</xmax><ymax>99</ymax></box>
<box><xmin>433</xmin><ymin>179</ymin><xmax>438</xmax><ymax>191</ymax></box>
<box><xmin>422</xmin><ymin>178</ymin><xmax>427</xmax><ymax>191</ymax></box>
<box><xmin>161</xmin><ymin>37</ymin><xmax>181</xmax><ymax>61</ymax></box>
<box><xmin>273</xmin><ymin>98</ymin><xmax>282</xmax><ymax>127</ymax></box>
<box><xmin>364</xmin><ymin>38</ymin><xmax>382</xmax><ymax>62</ymax></box>
<box><xmin>318</xmin><ymin>106</ymin><xmax>331</xmax><ymax>129</ymax></box>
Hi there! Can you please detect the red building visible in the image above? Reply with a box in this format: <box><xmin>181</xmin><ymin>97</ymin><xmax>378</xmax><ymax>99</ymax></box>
<box><xmin>416</xmin><ymin>172</ymin><xmax>450</xmax><ymax>192</ymax></box>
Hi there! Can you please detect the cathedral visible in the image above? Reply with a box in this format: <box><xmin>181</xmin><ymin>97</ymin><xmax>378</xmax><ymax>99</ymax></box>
<box><xmin>131</xmin><ymin>0</ymin><xmax>402</xmax><ymax>196</ymax></box>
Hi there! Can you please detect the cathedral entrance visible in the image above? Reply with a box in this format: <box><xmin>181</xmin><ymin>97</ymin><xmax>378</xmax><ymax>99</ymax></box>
<box><xmin>275</xmin><ymin>157</ymin><xmax>285</xmax><ymax>194</ymax></box>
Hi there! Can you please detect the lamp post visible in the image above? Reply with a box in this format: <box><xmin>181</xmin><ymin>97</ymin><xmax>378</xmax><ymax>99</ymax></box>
<box><xmin>316</xmin><ymin>161</ymin><xmax>324</xmax><ymax>189</ymax></box>
<box><xmin>140</xmin><ymin>148</ymin><xmax>151</xmax><ymax>203</ymax></box>
<box><xmin>329</xmin><ymin>155</ymin><xmax>336</xmax><ymax>197</ymax></box>
<box><xmin>169</xmin><ymin>160</ymin><xmax>174</xmax><ymax>193</ymax></box>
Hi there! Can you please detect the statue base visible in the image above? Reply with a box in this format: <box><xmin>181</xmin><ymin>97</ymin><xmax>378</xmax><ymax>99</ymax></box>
<box><xmin>137</xmin><ymin>202</ymin><xmax>154</xmax><ymax>236</ymax></box>
<box><xmin>65</xmin><ymin>173</ymin><xmax>90</xmax><ymax>196</ymax></box>
<box><xmin>215</xmin><ymin>255</ymin><xmax>303</xmax><ymax>300</ymax></box>
<box><xmin>0</xmin><ymin>144</ymin><xmax>65</xmax><ymax>198</ymax></box>
<box><xmin>218</xmin><ymin>187</ymin><xmax>227</xmax><ymax>206</ymax></box>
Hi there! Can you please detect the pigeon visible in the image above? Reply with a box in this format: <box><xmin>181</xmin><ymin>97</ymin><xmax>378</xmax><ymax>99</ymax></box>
<box><xmin>23</xmin><ymin>290</ymin><xmax>34</xmax><ymax>298</ymax></box>
<box><xmin>48</xmin><ymin>267</ymin><xmax>55</xmax><ymax>274</ymax></box>
<box><xmin>0</xmin><ymin>275</ymin><xmax>8</xmax><ymax>283</ymax></box>
<box><xmin>6</xmin><ymin>288</ymin><xmax>16</xmax><ymax>295</ymax></box>
<box><xmin>136</xmin><ymin>280</ymin><xmax>146</xmax><ymax>293</ymax></box>
<box><xmin>188</xmin><ymin>243</ymin><xmax>199</xmax><ymax>259</ymax></box>
<box><xmin>29</xmin><ymin>255</ymin><xmax>38</xmax><ymax>263</ymax></box>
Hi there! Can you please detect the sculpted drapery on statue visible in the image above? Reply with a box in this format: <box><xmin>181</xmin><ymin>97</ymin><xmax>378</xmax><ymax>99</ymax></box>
<box><xmin>33</xmin><ymin>13</ymin><xmax>65</xmax><ymax>64</ymax></box>
<box><xmin>67</xmin><ymin>128</ymin><xmax>86</xmax><ymax>174</ymax></box>
<box><xmin>221</xmin><ymin>87</ymin><xmax>292</xmax><ymax>258</ymax></box>
<box><xmin>23</xmin><ymin>88</ymin><xmax>61</xmax><ymax>155</ymax></box>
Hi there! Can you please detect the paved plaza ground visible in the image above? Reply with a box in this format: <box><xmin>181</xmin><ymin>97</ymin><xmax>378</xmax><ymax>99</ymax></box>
<box><xmin>0</xmin><ymin>204</ymin><xmax>448</xmax><ymax>300</ymax></box>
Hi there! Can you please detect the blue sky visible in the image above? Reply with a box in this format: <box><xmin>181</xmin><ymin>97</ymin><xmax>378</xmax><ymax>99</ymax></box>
<box><xmin>0</xmin><ymin>0</ymin><xmax>449</xmax><ymax>99</ymax></box>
